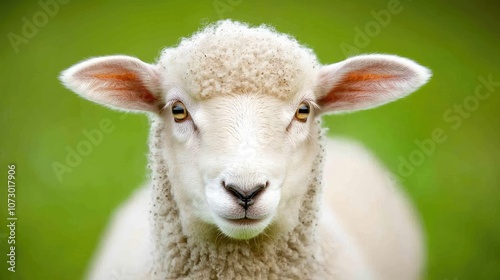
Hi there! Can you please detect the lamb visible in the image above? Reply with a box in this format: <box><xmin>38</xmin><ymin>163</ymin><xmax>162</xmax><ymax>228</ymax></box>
<box><xmin>60</xmin><ymin>20</ymin><xmax>431</xmax><ymax>279</ymax></box>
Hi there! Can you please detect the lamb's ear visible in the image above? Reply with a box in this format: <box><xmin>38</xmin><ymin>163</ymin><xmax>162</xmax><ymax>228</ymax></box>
<box><xmin>60</xmin><ymin>55</ymin><xmax>162</xmax><ymax>113</ymax></box>
<box><xmin>315</xmin><ymin>54</ymin><xmax>431</xmax><ymax>114</ymax></box>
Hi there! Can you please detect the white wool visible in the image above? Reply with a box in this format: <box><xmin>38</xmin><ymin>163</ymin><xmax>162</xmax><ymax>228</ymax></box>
<box><xmin>158</xmin><ymin>20</ymin><xmax>319</xmax><ymax>100</ymax></box>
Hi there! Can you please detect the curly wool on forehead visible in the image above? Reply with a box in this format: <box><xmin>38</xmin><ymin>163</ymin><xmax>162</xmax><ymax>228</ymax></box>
<box><xmin>158</xmin><ymin>20</ymin><xmax>320</xmax><ymax>100</ymax></box>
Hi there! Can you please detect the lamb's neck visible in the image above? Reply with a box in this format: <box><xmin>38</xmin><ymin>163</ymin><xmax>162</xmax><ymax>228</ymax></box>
<box><xmin>148</xmin><ymin>119</ymin><xmax>326</xmax><ymax>279</ymax></box>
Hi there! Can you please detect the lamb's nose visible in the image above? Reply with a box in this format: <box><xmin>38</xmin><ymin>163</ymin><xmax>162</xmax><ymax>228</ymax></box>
<box><xmin>223</xmin><ymin>182</ymin><xmax>267</xmax><ymax>210</ymax></box>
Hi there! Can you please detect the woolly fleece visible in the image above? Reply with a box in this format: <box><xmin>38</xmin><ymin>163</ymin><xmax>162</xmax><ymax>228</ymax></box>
<box><xmin>158</xmin><ymin>21</ymin><xmax>319</xmax><ymax>100</ymax></box>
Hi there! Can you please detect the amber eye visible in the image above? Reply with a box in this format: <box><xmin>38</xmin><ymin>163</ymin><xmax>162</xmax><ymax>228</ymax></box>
<box><xmin>295</xmin><ymin>102</ymin><xmax>310</xmax><ymax>122</ymax></box>
<box><xmin>171</xmin><ymin>101</ymin><xmax>189</xmax><ymax>122</ymax></box>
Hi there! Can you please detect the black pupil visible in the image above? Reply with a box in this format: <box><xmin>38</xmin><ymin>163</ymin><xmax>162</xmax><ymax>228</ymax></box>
<box><xmin>298</xmin><ymin>105</ymin><xmax>309</xmax><ymax>114</ymax></box>
<box><xmin>172</xmin><ymin>105</ymin><xmax>185</xmax><ymax>115</ymax></box>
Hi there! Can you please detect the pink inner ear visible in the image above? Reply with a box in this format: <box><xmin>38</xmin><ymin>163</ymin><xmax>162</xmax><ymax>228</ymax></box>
<box><xmin>346</xmin><ymin>72</ymin><xmax>395</xmax><ymax>82</ymax></box>
<box><xmin>91</xmin><ymin>72</ymin><xmax>158</xmax><ymax>104</ymax></box>
<box><xmin>62</xmin><ymin>55</ymin><xmax>163</xmax><ymax>112</ymax></box>
<box><xmin>316</xmin><ymin>54</ymin><xmax>430</xmax><ymax>113</ymax></box>
<box><xmin>318</xmin><ymin>68</ymin><xmax>398</xmax><ymax>107</ymax></box>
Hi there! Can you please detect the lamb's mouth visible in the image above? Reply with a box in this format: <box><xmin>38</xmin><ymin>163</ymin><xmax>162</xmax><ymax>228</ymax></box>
<box><xmin>218</xmin><ymin>216</ymin><xmax>271</xmax><ymax>239</ymax></box>
<box><xmin>224</xmin><ymin>217</ymin><xmax>262</xmax><ymax>226</ymax></box>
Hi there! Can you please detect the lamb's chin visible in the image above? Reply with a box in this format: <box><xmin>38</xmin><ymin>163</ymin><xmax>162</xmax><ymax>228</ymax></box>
<box><xmin>216</xmin><ymin>216</ymin><xmax>273</xmax><ymax>240</ymax></box>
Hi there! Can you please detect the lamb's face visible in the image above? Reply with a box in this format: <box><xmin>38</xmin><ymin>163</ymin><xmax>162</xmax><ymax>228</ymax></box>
<box><xmin>60</xmin><ymin>20</ymin><xmax>431</xmax><ymax>242</ymax></box>
<box><xmin>161</xmin><ymin>90</ymin><xmax>320</xmax><ymax>239</ymax></box>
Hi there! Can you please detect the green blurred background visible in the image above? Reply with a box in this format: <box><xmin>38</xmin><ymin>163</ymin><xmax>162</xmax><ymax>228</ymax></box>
<box><xmin>0</xmin><ymin>0</ymin><xmax>498</xmax><ymax>279</ymax></box>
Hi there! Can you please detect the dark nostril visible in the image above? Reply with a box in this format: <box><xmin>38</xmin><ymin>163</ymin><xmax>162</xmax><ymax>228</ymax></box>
<box><xmin>223</xmin><ymin>183</ymin><xmax>267</xmax><ymax>210</ymax></box>
<box><xmin>224</xmin><ymin>185</ymin><xmax>245</xmax><ymax>200</ymax></box>
<box><xmin>247</xmin><ymin>184</ymin><xmax>265</xmax><ymax>200</ymax></box>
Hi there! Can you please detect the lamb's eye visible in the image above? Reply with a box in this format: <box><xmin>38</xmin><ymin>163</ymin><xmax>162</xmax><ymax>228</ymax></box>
<box><xmin>295</xmin><ymin>102</ymin><xmax>310</xmax><ymax>122</ymax></box>
<box><xmin>171</xmin><ymin>101</ymin><xmax>189</xmax><ymax>122</ymax></box>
